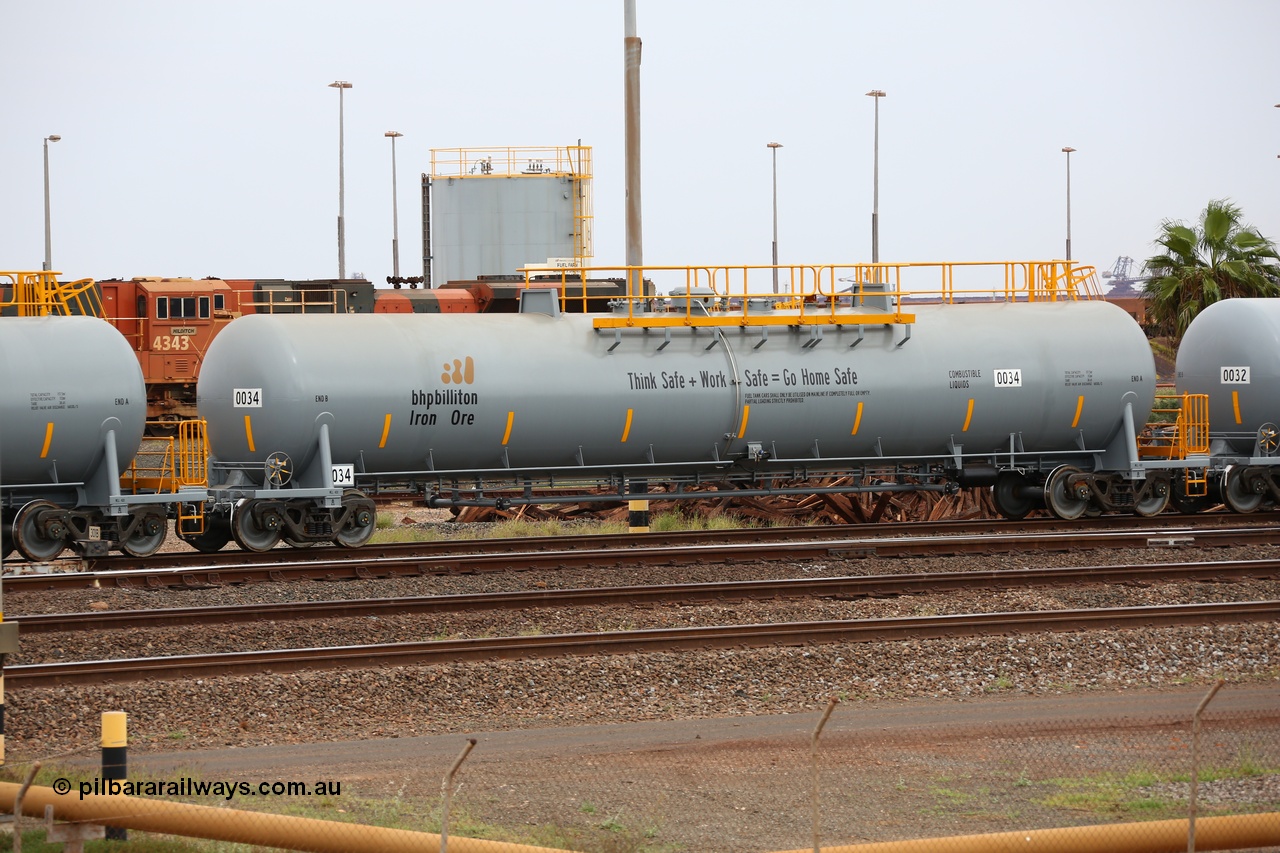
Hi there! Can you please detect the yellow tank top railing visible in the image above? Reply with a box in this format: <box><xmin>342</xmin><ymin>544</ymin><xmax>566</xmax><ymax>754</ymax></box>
<box><xmin>0</xmin><ymin>270</ymin><xmax>103</xmax><ymax>317</ymax></box>
<box><xmin>522</xmin><ymin>260</ymin><xmax>1101</xmax><ymax>330</ymax></box>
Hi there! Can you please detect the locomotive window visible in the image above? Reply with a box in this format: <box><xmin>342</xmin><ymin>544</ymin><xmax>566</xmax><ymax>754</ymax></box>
<box><xmin>165</xmin><ymin>297</ymin><xmax>198</xmax><ymax>318</ymax></box>
<box><xmin>156</xmin><ymin>297</ymin><xmax>169</xmax><ymax>319</ymax></box>
<box><xmin>199</xmin><ymin>296</ymin><xmax>210</xmax><ymax>318</ymax></box>
<box><xmin>214</xmin><ymin>293</ymin><xmax>225</xmax><ymax>311</ymax></box>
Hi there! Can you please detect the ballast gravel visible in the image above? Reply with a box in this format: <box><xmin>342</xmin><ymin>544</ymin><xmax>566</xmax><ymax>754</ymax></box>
<box><xmin>8</xmin><ymin>540</ymin><xmax>1280</xmax><ymax>761</ymax></box>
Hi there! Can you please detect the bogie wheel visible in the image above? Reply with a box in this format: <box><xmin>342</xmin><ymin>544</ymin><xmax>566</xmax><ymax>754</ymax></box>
<box><xmin>1133</xmin><ymin>475</ymin><xmax>1171</xmax><ymax>518</ymax></box>
<box><xmin>333</xmin><ymin>489</ymin><xmax>377</xmax><ymax>548</ymax></box>
<box><xmin>992</xmin><ymin>472</ymin><xmax>1034</xmax><ymax>521</ymax></box>
<box><xmin>120</xmin><ymin>512</ymin><xmax>169</xmax><ymax>557</ymax></box>
<box><xmin>231</xmin><ymin>500</ymin><xmax>284</xmax><ymax>551</ymax></box>
<box><xmin>12</xmin><ymin>500</ymin><xmax>69</xmax><ymax>561</ymax></box>
<box><xmin>1221</xmin><ymin>465</ymin><xmax>1265</xmax><ymax>514</ymax></box>
<box><xmin>179</xmin><ymin>521</ymin><xmax>232</xmax><ymax>553</ymax></box>
<box><xmin>1171</xmin><ymin>477</ymin><xmax>1214</xmax><ymax>514</ymax></box>
<box><xmin>1044</xmin><ymin>465</ymin><xmax>1090</xmax><ymax>520</ymax></box>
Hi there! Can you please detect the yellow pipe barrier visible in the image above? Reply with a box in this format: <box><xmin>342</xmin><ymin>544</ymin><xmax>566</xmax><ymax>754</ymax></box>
<box><xmin>0</xmin><ymin>782</ymin><xmax>575</xmax><ymax>853</ymax></box>
<box><xmin>769</xmin><ymin>811</ymin><xmax>1280</xmax><ymax>853</ymax></box>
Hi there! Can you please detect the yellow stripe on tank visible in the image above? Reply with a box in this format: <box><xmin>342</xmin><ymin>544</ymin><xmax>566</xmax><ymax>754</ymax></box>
<box><xmin>38</xmin><ymin>420</ymin><xmax>54</xmax><ymax>458</ymax></box>
<box><xmin>851</xmin><ymin>402</ymin><xmax>864</xmax><ymax>436</ymax></box>
<box><xmin>244</xmin><ymin>415</ymin><xmax>256</xmax><ymax>453</ymax></box>
<box><xmin>737</xmin><ymin>404</ymin><xmax>750</xmax><ymax>437</ymax></box>
<box><xmin>1232</xmin><ymin>391</ymin><xmax>1242</xmax><ymax>425</ymax></box>
<box><xmin>502</xmin><ymin>411</ymin><xmax>515</xmax><ymax>445</ymax></box>
<box><xmin>1071</xmin><ymin>395</ymin><xmax>1085</xmax><ymax>429</ymax></box>
<box><xmin>962</xmin><ymin>399</ymin><xmax>975</xmax><ymax>432</ymax></box>
<box><xmin>621</xmin><ymin>408</ymin><xmax>634</xmax><ymax>443</ymax></box>
<box><xmin>378</xmin><ymin>414</ymin><xmax>392</xmax><ymax>448</ymax></box>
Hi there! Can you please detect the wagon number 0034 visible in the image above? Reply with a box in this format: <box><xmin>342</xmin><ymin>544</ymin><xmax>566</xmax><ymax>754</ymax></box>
<box><xmin>233</xmin><ymin>388</ymin><xmax>263</xmax><ymax>407</ymax></box>
<box><xmin>993</xmin><ymin>368</ymin><xmax>1023</xmax><ymax>388</ymax></box>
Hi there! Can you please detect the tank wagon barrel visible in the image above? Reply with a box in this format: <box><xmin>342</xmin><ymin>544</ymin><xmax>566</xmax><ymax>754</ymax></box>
<box><xmin>191</xmin><ymin>260</ymin><xmax>1198</xmax><ymax>551</ymax></box>
<box><xmin>0</xmin><ymin>316</ymin><xmax>208</xmax><ymax>559</ymax></box>
<box><xmin>1175</xmin><ymin>298</ymin><xmax>1280</xmax><ymax>512</ymax></box>
<box><xmin>16</xmin><ymin>267</ymin><xmax>1280</xmax><ymax>558</ymax></box>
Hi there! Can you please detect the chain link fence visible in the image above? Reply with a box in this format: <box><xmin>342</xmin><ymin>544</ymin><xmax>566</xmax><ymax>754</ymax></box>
<box><xmin>4</xmin><ymin>683</ymin><xmax>1278</xmax><ymax>852</ymax></box>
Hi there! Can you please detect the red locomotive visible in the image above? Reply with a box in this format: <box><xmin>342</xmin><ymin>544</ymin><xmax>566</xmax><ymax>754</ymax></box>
<box><xmin>92</xmin><ymin>275</ymin><xmax>637</xmax><ymax>427</ymax></box>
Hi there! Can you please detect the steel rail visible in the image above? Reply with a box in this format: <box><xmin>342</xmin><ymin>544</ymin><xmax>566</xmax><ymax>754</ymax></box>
<box><xmin>9</xmin><ymin>600</ymin><xmax>1279</xmax><ymax>688</ymax></box>
<box><xmin>76</xmin><ymin>511</ymin><xmax>1275</xmax><ymax>571</ymax></box>
<box><xmin>18</xmin><ymin>558</ymin><xmax>1280</xmax><ymax>634</ymax></box>
<box><xmin>8</xmin><ymin>523</ymin><xmax>1279</xmax><ymax>591</ymax></box>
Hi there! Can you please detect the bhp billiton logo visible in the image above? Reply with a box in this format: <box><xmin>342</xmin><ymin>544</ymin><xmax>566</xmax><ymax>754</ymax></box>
<box><xmin>442</xmin><ymin>357</ymin><xmax>475</xmax><ymax>385</ymax></box>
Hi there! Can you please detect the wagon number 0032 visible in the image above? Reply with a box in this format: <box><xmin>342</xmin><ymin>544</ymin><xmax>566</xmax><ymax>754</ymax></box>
<box><xmin>1221</xmin><ymin>366</ymin><xmax>1250</xmax><ymax>384</ymax></box>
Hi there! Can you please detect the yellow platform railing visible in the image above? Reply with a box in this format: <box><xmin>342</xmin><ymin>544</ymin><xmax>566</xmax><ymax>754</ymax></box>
<box><xmin>525</xmin><ymin>260</ymin><xmax>1100</xmax><ymax>330</ymax></box>
<box><xmin>1139</xmin><ymin>391</ymin><xmax>1210</xmax><ymax>458</ymax></box>
<box><xmin>121</xmin><ymin>419</ymin><xmax>209</xmax><ymax>494</ymax></box>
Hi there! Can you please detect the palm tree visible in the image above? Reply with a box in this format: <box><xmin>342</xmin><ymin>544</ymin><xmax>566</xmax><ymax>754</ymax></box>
<box><xmin>1143</xmin><ymin>199</ymin><xmax>1280</xmax><ymax>337</ymax></box>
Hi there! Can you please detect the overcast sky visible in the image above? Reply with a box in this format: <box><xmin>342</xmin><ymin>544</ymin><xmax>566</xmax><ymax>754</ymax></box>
<box><xmin>4</xmin><ymin>0</ymin><xmax>1278</xmax><ymax>290</ymax></box>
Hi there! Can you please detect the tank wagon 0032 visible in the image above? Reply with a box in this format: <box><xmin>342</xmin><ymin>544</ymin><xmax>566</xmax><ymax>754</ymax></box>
<box><xmin>1175</xmin><ymin>297</ymin><xmax>1280</xmax><ymax>513</ymax></box>
<box><xmin>190</xmin><ymin>260</ymin><xmax>1208</xmax><ymax>551</ymax></box>
<box><xmin>0</xmin><ymin>316</ymin><xmax>208</xmax><ymax>560</ymax></box>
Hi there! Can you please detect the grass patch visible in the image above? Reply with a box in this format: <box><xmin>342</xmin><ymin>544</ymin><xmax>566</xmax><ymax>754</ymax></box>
<box><xmin>1038</xmin><ymin>750</ymin><xmax>1280</xmax><ymax>820</ymax></box>
<box><xmin>372</xmin><ymin>507</ymin><xmax>780</xmax><ymax>544</ymax></box>
<box><xmin>0</xmin><ymin>764</ymin><xmax>677</xmax><ymax>852</ymax></box>
<box><xmin>368</xmin><ymin>526</ymin><xmax>447</xmax><ymax>544</ymax></box>
<box><xmin>1039</xmin><ymin>769</ymin><xmax>1181</xmax><ymax>819</ymax></box>
<box><xmin>0</xmin><ymin>831</ymin><xmax>212</xmax><ymax>852</ymax></box>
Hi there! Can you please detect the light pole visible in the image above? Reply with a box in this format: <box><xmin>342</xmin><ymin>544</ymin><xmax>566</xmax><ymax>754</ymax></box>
<box><xmin>767</xmin><ymin>142</ymin><xmax>782</xmax><ymax>293</ymax></box>
<box><xmin>385</xmin><ymin>131</ymin><xmax>403</xmax><ymax>280</ymax></box>
<box><xmin>329</xmin><ymin>80</ymin><xmax>352</xmax><ymax>280</ymax></box>
<box><xmin>43</xmin><ymin>134</ymin><xmax>61</xmax><ymax>272</ymax></box>
<box><xmin>1061</xmin><ymin>146</ymin><xmax>1076</xmax><ymax>261</ymax></box>
<box><xmin>866</xmin><ymin>90</ymin><xmax>886</xmax><ymax>265</ymax></box>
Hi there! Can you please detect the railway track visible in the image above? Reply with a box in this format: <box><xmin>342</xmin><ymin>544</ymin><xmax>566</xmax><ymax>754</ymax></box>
<box><xmin>8</xmin><ymin>519</ymin><xmax>1279</xmax><ymax>591</ymax></box>
<box><xmin>2</xmin><ymin>511</ymin><xmax>1267</xmax><ymax>576</ymax></box>
<box><xmin>10</xmin><ymin>600</ymin><xmax>1277</xmax><ymax>689</ymax></box>
<box><xmin>19</xmin><ymin>557</ymin><xmax>1280</xmax><ymax>634</ymax></box>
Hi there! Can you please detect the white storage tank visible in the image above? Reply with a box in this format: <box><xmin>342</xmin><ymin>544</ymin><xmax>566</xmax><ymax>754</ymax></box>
<box><xmin>427</xmin><ymin>146</ymin><xmax>593</xmax><ymax>285</ymax></box>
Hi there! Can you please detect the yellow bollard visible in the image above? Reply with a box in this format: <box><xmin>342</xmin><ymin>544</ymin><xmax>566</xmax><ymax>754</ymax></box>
<box><xmin>101</xmin><ymin>711</ymin><xmax>127</xmax><ymax>841</ymax></box>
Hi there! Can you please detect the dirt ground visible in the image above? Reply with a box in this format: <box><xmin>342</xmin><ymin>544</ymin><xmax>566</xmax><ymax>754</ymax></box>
<box><xmin>115</xmin><ymin>684</ymin><xmax>1280</xmax><ymax>852</ymax></box>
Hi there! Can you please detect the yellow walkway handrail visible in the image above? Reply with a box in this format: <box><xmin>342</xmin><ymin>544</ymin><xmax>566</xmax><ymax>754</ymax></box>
<box><xmin>0</xmin><ymin>270</ymin><xmax>103</xmax><ymax>317</ymax></box>
<box><xmin>520</xmin><ymin>260</ymin><xmax>1101</xmax><ymax>330</ymax></box>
